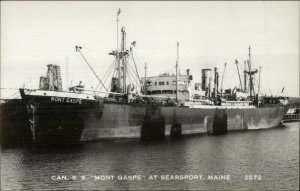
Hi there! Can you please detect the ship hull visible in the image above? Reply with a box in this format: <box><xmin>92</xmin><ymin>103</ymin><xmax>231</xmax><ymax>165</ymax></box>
<box><xmin>0</xmin><ymin>99</ymin><xmax>32</xmax><ymax>145</ymax></box>
<box><xmin>4</xmin><ymin>89</ymin><xmax>287</xmax><ymax>144</ymax></box>
<box><xmin>81</xmin><ymin>103</ymin><xmax>288</xmax><ymax>141</ymax></box>
<box><xmin>1</xmin><ymin>89</ymin><xmax>289</xmax><ymax>144</ymax></box>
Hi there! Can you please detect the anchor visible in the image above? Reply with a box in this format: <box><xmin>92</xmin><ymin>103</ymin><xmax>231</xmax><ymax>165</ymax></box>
<box><xmin>28</xmin><ymin>103</ymin><xmax>36</xmax><ymax>142</ymax></box>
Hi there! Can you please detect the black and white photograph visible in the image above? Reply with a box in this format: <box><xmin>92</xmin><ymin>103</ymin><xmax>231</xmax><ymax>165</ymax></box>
<box><xmin>0</xmin><ymin>1</ymin><xmax>299</xmax><ymax>190</ymax></box>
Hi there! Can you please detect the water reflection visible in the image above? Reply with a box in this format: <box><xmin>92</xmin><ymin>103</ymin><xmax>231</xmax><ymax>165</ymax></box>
<box><xmin>1</xmin><ymin>123</ymin><xmax>299</xmax><ymax>190</ymax></box>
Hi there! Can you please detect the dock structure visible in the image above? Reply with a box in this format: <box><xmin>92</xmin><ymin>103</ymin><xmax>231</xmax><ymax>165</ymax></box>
<box><xmin>282</xmin><ymin>108</ymin><xmax>299</xmax><ymax>123</ymax></box>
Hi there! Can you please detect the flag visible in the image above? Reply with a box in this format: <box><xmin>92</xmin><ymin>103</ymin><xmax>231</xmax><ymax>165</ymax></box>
<box><xmin>117</xmin><ymin>8</ymin><xmax>121</xmax><ymax>16</ymax></box>
<box><xmin>131</xmin><ymin>41</ymin><xmax>136</xmax><ymax>47</ymax></box>
<box><xmin>75</xmin><ymin>46</ymin><xmax>82</xmax><ymax>52</ymax></box>
<box><xmin>281</xmin><ymin>87</ymin><xmax>284</xmax><ymax>93</ymax></box>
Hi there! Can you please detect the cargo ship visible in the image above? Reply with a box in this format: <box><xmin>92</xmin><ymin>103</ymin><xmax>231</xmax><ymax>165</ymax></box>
<box><xmin>1</xmin><ymin>10</ymin><xmax>289</xmax><ymax>144</ymax></box>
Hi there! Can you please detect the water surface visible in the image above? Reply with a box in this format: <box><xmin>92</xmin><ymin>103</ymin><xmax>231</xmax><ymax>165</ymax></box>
<box><xmin>1</xmin><ymin>123</ymin><xmax>299</xmax><ymax>190</ymax></box>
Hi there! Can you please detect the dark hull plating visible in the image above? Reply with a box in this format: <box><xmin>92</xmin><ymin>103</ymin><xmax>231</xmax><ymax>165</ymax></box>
<box><xmin>0</xmin><ymin>99</ymin><xmax>31</xmax><ymax>145</ymax></box>
<box><xmin>1</xmin><ymin>93</ymin><xmax>289</xmax><ymax>144</ymax></box>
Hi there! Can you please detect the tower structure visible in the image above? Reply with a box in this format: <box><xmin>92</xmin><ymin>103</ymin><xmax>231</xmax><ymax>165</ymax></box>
<box><xmin>39</xmin><ymin>64</ymin><xmax>62</xmax><ymax>91</ymax></box>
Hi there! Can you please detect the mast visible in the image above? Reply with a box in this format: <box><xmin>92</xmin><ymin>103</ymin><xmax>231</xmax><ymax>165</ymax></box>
<box><xmin>66</xmin><ymin>56</ymin><xmax>68</xmax><ymax>90</ymax></box>
<box><xmin>244</xmin><ymin>60</ymin><xmax>247</xmax><ymax>92</ymax></box>
<box><xmin>176</xmin><ymin>42</ymin><xmax>179</xmax><ymax>102</ymax></box>
<box><xmin>117</xmin><ymin>9</ymin><xmax>120</xmax><ymax>53</ymax></box>
<box><xmin>248</xmin><ymin>46</ymin><xmax>253</xmax><ymax>99</ymax></box>
<box><xmin>113</xmin><ymin>9</ymin><xmax>127</xmax><ymax>94</ymax></box>
<box><xmin>117</xmin><ymin>9</ymin><xmax>121</xmax><ymax>93</ymax></box>
<box><xmin>121</xmin><ymin>26</ymin><xmax>127</xmax><ymax>93</ymax></box>
<box><xmin>258</xmin><ymin>66</ymin><xmax>261</xmax><ymax>96</ymax></box>
<box><xmin>235</xmin><ymin>60</ymin><xmax>243</xmax><ymax>90</ymax></box>
<box><xmin>109</xmin><ymin>9</ymin><xmax>140</xmax><ymax>94</ymax></box>
<box><xmin>220</xmin><ymin>62</ymin><xmax>226</xmax><ymax>96</ymax></box>
<box><xmin>144</xmin><ymin>62</ymin><xmax>147</xmax><ymax>95</ymax></box>
<box><xmin>247</xmin><ymin>46</ymin><xmax>257</xmax><ymax>100</ymax></box>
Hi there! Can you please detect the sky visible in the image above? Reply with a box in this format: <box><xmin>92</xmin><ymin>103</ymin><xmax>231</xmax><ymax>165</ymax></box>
<box><xmin>1</xmin><ymin>1</ymin><xmax>299</xmax><ymax>98</ymax></box>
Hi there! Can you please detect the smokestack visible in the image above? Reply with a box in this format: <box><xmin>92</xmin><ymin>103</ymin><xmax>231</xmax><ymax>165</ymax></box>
<box><xmin>214</xmin><ymin>67</ymin><xmax>218</xmax><ymax>98</ymax></box>
<box><xmin>47</xmin><ymin>64</ymin><xmax>62</xmax><ymax>91</ymax></box>
<box><xmin>208</xmin><ymin>77</ymin><xmax>212</xmax><ymax>97</ymax></box>
<box><xmin>201</xmin><ymin>69</ymin><xmax>212</xmax><ymax>92</ymax></box>
<box><xmin>217</xmin><ymin>70</ymin><xmax>219</xmax><ymax>94</ymax></box>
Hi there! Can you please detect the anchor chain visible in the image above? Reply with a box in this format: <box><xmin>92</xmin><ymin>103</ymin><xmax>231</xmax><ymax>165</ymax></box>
<box><xmin>28</xmin><ymin>102</ymin><xmax>36</xmax><ymax>142</ymax></box>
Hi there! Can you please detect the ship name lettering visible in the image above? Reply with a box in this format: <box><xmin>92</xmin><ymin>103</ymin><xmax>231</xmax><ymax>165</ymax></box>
<box><xmin>66</xmin><ymin>97</ymin><xmax>82</xmax><ymax>104</ymax></box>
<box><xmin>93</xmin><ymin>175</ymin><xmax>114</xmax><ymax>180</ymax></box>
<box><xmin>50</xmin><ymin>97</ymin><xmax>82</xmax><ymax>104</ymax></box>
<box><xmin>117</xmin><ymin>175</ymin><xmax>142</xmax><ymax>181</ymax></box>
<box><xmin>51</xmin><ymin>97</ymin><xmax>65</xmax><ymax>103</ymax></box>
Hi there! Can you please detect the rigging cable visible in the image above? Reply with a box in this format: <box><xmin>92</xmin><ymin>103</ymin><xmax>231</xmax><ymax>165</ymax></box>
<box><xmin>126</xmin><ymin>67</ymin><xmax>139</xmax><ymax>94</ymax></box>
<box><xmin>98</xmin><ymin>61</ymin><xmax>117</xmax><ymax>92</ymax></box>
<box><xmin>253</xmin><ymin>75</ymin><xmax>267</xmax><ymax>96</ymax></box>
<box><xmin>127</xmin><ymin>58</ymin><xmax>141</xmax><ymax>85</ymax></box>
<box><xmin>127</xmin><ymin>61</ymin><xmax>142</xmax><ymax>88</ymax></box>
<box><xmin>96</xmin><ymin>59</ymin><xmax>117</xmax><ymax>91</ymax></box>
<box><xmin>75</xmin><ymin>46</ymin><xmax>108</xmax><ymax>92</ymax></box>
<box><xmin>129</xmin><ymin>50</ymin><xmax>142</xmax><ymax>85</ymax></box>
<box><xmin>131</xmin><ymin>48</ymin><xmax>144</xmax><ymax>74</ymax></box>
<box><xmin>97</xmin><ymin>67</ymin><xmax>118</xmax><ymax>96</ymax></box>
<box><xmin>127</xmin><ymin>64</ymin><xmax>142</xmax><ymax>89</ymax></box>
